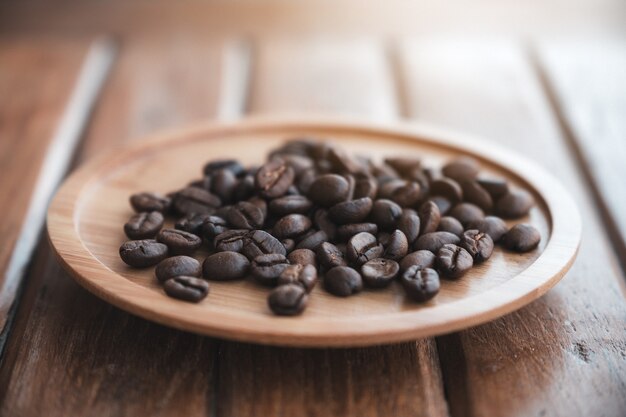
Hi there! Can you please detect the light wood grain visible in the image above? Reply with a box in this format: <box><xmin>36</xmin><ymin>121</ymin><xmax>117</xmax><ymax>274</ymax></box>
<box><xmin>47</xmin><ymin>119</ymin><xmax>579</xmax><ymax>346</ymax></box>
<box><xmin>398</xmin><ymin>38</ymin><xmax>626</xmax><ymax>417</ymax></box>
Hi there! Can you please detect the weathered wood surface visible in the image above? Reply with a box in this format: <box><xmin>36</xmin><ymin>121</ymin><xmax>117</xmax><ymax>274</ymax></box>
<box><xmin>398</xmin><ymin>39</ymin><xmax>626</xmax><ymax>417</ymax></box>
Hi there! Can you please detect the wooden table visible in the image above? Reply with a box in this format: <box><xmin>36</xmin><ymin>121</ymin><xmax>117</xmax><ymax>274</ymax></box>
<box><xmin>0</xmin><ymin>9</ymin><xmax>625</xmax><ymax>416</ymax></box>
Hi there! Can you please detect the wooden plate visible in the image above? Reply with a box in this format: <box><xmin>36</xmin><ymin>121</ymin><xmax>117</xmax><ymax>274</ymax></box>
<box><xmin>47</xmin><ymin>118</ymin><xmax>581</xmax><ymax>347</ymax></box>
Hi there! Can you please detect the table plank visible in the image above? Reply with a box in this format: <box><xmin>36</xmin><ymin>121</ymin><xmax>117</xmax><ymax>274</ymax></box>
<box><xmin>398</xmin><ymin>39</ymin><xmax>626</xmax><ymax>417</ymax></box>
<box><xmin>536</xmin><ymin>39</ymin><xmax>626</xmax><ymax>267</ymax></box>
<box><xmin>0</xmin><ymin>37</ymin><xmax>238</xmax><ymax>416</ymax></box>
<box><xmin>216</xmin><ymin>38</ymin><xmax>448</xmax><ymax>417</ymax></box>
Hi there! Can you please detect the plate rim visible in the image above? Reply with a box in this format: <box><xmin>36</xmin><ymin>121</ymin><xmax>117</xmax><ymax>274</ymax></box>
<box><xmin>47</xmin><ymin>116</ymin><xmax>581</xmax><ymax>347</ymax></box>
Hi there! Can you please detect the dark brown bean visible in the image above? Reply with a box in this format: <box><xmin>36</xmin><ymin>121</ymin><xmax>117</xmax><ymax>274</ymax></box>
<box><xmin>227</xmin><ymin>201</ymin><xmax>265</xmax><ymax>229</ymax></box>
<box><xmin>214</xmin><ymin>229</ymin><xmax>249</xmax><ymax>252</ymax></box>
<box><xmin>436</xmin><ymin>244</ymin><xmax>473</xmax><ymax>279</ymax></box>
<box><xmin>173</xmin><ymin>186</ymin><xmax>221</xmax><ymax>215</ymax></box>
<box><xmin>156</xmin><ymin>228</ymin><xmax>203</xmax><ymax>255</ymax></box>
<box><xmin>295</xmin><ymin>230</ymin><xmax>328</xmax><ymax>251</ymax></box>
<box><xmin>156</xmin><ymin>256</ymin><xmax>201</xmax><ymax>282</ymax></box>
<box><xmin>268</xmin><ymin>284</ymin><xmax>308</xmax><ymax>316</ymax></box>
<box><xmin>361</xmin><ymin>258</ymin><xmax>399</xmax><ymax>288</ymax></box>
<box><xmin>211</xmin><ymin>169</ymin><xmax>237</xmax><ymax>203</ymax></box>
<box><xmin>317</xmin><ymin>242</ymin><xmax>348</xmax><ymax>269</ymax></box>
<box><xmin>414</xmin><ymin>231</ymin><xmax>461</xmax><ymax>254</ymax></box>
<box><xmin>384</xmin><ymin>230</ymin><xmax>409</xmax><ymax>261</ymax></box>
<box><xmin>461</xmin><ymin>180</ymin><xmax>493</xmax><ymax>211</ymax></box>
<box><xmin>288</xmin><ymin>248</ymin><xmax>317</xmax><ymax>266</ymax></box>
<box><xmin>496</xmin><ymin>190</ymin><xmax>535</xmax><ymax>219</ymax></box>
<box><xmin>437</xmin><ymin>216</ymin><xmax>464</xmax><ymax>237</ymax></box>
<box><xmin>346</xmin><ymin>232</ymin><xmax>384</xmax><ymax>265</ymax></box>
<box><xmin>308</xmin><ymin>174</ymin><xmax>350</xmax><ymax>207</ymax></box>
<box><xmin>324</xmin><ymin>266</ymin><xmax>363</xmax><ymax>297</ymax></box>
<box><xmin>430</xmin><ymin>178</ymin><xmax>463</xmax><ymax>203</ymax></box>
<box><xmin>328</xmin><ymin>197</ymin><xmax>373</xmax><ymax>224</ymax></box>
<box><xmin>353</xmin><ymin>176</ymin><xmax>378</xmax><ymax>200</ymax></box>
<box><xmin>269</xmin><ymin>195</ymin><xmax>313</xmax><ymax>216</ymax></box>
<box><xmin>163</xmin><ymin>276</ymin><xmax>209</xmax><ymax>302</ymax></box>
<box><xmin>273</xmin><ymin>214</ymin><xmax>312</xmax><ymax>239</ymax></box>
<box><xmin>448</xmin><ymin>203</ymin><xmax>485</xmax><ymax>227</ymax></box>
<box><xmin>369</xmin><ymin>199</ymin><xmax>402</xmax><ymax>231</ymax></box>
<box><xmin>176</xmin><ymin>213</ymin><xmax>214</xmax><ymax>236</ymax></box>
<box><xmin>427</xmin><ymin>196</ymin><xmax>452</xmax><ymax>215</ymax></box>
<box><xmin>467</xmin><ymin>216</ymin><xmax>508</xmax><ymax>242</ymax></box>
<box><xmin>442</xmin><ymin>157</ymin><xmax>480</xmax><ymax>182</ymax></box>
<box><xmin>397</xmin><ymin>209</ymin><xmax>420</xmax><ymax>244</ymax></box>
<box><xmin>419</xmin><ymin>200</ymin><xmax>441</xmax><ymax>235</ymax></box>
<box><xmin>277</xmin><ymin>264</ymin><xmax>318</xmax><ymax>292</ymax></box>
<box><xmin>502</xmin><ymin>224</ymin><xmax>541</xmax><ymax>252</ymax></box>
<box><xmin>201</xmin><ymin>215</ymin><xmax>229</xmax><ymax>240</ymax></box>
<box><xmin>202</xmin><ymin>251</ymin><xmax>250</xmax><ymax>280</ymax></box>
<box><xmin>255</xmin><ymin>158</ymin><xmax>295</xmax><ymax>198</ymax></box>
<box><xmin>130</xmin><ymin>192</ymin><xmax>171</xmax><ymax>213</ymax></box>
<box><xmin>251</xmin><ymin>254</ymin><xmax>290</xmax><ymax>286</ymax></box>
<box><xmin>124</xmin><ymin>211</ymin><xmax>164</xmax><ymax>239</ymax></box>
<box><xmin>399</xmin><ymin>250</ymin><xmax>436</xmax><ymax>272</ymax></box>
<box><xmin>477</xmin><ymin>177</ymin><xmax>509</xmax><ymax>199</ymax></box>
<box><xmin>203</xmin><ymin>159</ymin><xmax>244</xmax><ymax>177</ymax></box>
<box><xmin>336</xmin><ymin>223</ymin><xmax>378</xmax><ymax>242</ymax></box>
<box><xmin>119</xmin><ymin>239</ymin><xmax>168</xmax><ymax>268</ymax></box>
<box><xmin>313</xmin><ymin>209</ymin><xmax>337</xmax><ymax>241</ymax></box>
<box><xmin>461</xmin><ymin>230</ymin><xmax>494</xmax><ymax>262</ymax></box>
<box><xmin>384</xmin><ymin>157</ymin><xmax>422</xmax><ymax>178</ymax></box>
<box><xmin>401</xmin><ymin>267</ymin><xmax>440</xmax><ymax>302</ymax></box>
<box><xmin>241</xmin><ymin>230</ymin><xmax>286</xmax><ymax>259</ymax></box>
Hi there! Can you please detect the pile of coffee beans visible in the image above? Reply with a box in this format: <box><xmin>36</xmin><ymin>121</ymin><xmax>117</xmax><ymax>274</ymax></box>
<box><xmin>119</xmin><ymin>139</ymin><xmax>541</xmax><ymax>315</ymax></box>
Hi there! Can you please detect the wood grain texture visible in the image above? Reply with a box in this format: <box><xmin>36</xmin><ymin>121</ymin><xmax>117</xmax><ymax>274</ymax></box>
<box><xmin>398</xmin><ymin>38</ymin><xmax>626</xmax><ymax>417</ymax></box>
<box><xmin>536</xmin><ymin>39</ymin><xmax>626</xmax><ymax>267</ymax></box>
<box><xmin>0</xmin><ymin>37</ymin><xmax>235</xmax><ymax>416</ymax></box>
<box><xmin>0</xmin><ymin>39</ymin><xmax>88</xmax><ymax>333</ymax></box>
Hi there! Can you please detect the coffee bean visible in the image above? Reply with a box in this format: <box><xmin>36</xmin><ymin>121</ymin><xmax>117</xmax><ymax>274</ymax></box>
<box><xmin>370</xmin><ymin>199</ymin><xmax>402</xmax><ymax>231</ymax></box>
<box><xmin>203</xmin><ymin>251</ymin><xmax>250</xmax><ymax>280</ymax></box>
<box><xmin>241</xmin><ymin>230</ymin><xmax>286</xmax><ymax>259</ymax></box>
<box><xmin>295</xmin><ymin>230</ymin><xmax>328</xmax><ymax>251</ymax></box>
<box><xmin>419</xmin><ymin>200</ymin><xmax>441</xmax><ymax>235</ymax></box>
<box><xmin>273</xmin><ymin>214</ymin><xmax>312</xmax><ymax>239</ymax></box>
<box><xmin>361</xmin><ymin>258</ymin><xmax>399</xmax><ymax>288</ymax></box>
<box><xmin>277</xmin><ymin>264</ymin><xmax>318</xmax><ymax>292</ymax></box>
<box><xmin>317</xmin><ymin>242</ymin><xmax>347</xmax><ymax>269</ymax></box>
<box><xmin>496</xmin><ymin>190</ymin><xmax>534</xmax><ymax>219</ymax></box>
<box><xmin>442</xmin><ymin>157</ymin><xmax>480</xmax><ymax>182</ymax></box>
<box><xmin>384</xmin><ymin>157</ymin><xmax>422</xmax><ymax>178</ymax></box>
<box><xmin>467</xmin><ymin>216</ymin><xmax>508</xmax><ymax>242</ymax></box>
<box><xmin>477</xmin><ymin>177</ymin><xmax>509</xmax><ymax>199</ymax></box>
<box><xmin>346</xmin><ymin>232</ymin><xmax>384</xmax><ymax>265</ymax></box>
<box><xmin>401</xmin><ymin>267</ymin><xmax>440</xmax><ymax>302</ymax></box>
<box><xmin>203</xmin><ymin>159</ymin><xmax>244</xmax><ymax>177</ymax></box>
<box><xmin>279</xmin><ymin>154</ymin><xmax>315</xmax><ymax>176</ymax></box>
<box><xmin>251</xmin><ymin>254</ymin><xmax>290</xmax><ymax>286</ymax></box>
<box><xmin>211</xmin><ymin>169</ymin><xmax>238</xmax><ymax>203</ymax></box>
<box><xmin>124</xmin><ymin>211</ymin><xmax>164</xmax><ymax>239</ymax></box>
<box><xmin>313</xmin><ymin>209</ymin><xmax>337</xmax><ymax>241</ymax></box>
<box><xmin>248</xmin><ymin>196</ymin><xmax>268</xmax><ymax>219</ymax></box>
<box><xmin>119</xmin><ymin>239</ymin><xmax>168</xmax><ymax>268</ymax></box>
<box><xmin>255</xmin><ymin>159</ymin><xmax>295</xmax><ymax>198</ymax></box>
<box><xmin>130</xmin><ymin>192</ymin><xmax>171</xmax><ymax>213</ymax></box>
<box><xmin>173</xmin><ymin>186</ymin><xmax>221</xmax><ymax>215</ymax></box>
<box><xmin>430</xmin><ymin>178</ymin><xmax>463</xmax><ymax>203</ymax></box>
<box><xmin>328</xmin><ymin>197</ymin><xmax>373</xmax><ymax>224</ymax></box>
<box><xmin>502</xmin><ymin>224</ymin><xmax>541</xmax><ymax>252</ymax></box>
<box><xmin>327</xmin><ymin>146</ymin><xmax>365</xmax><ymax>174</ymax></box>
<box><xmin>461</xmin><ymin>230</ymin><xmax>494</xmax><ymax>262</ymax></box>
<box><xmin>308</xmin><ymin>174</ymin><xmax>350</xmax><ymax>207</ymax></box>
<box><xmin>214</xmin><ymin>229</ymin><xmax>249</xmax><ymax>252</ymax></box>
<box><xmin>397</xmin><ymin>209</ymin><xmax>420</xmax><ymax>244</ymax></box>
<box><xmin>324</xmin><ymin>266</ymin><xmax>363</xmax><ymax>297</ymax></box>
<box><xmin>336</xmin><ymin>223</ymin><xmax>378</xmax><ymax>242</ymax></box>
<box><xmin>282</xmin><ymin>239</ymin><xmax>295</xmax><ymax>253</ymax></box>
<box><xmin>201</xmin><ymin>215</ymin><xmax>229</xmax><ymax>240</ymax></box>
<box><xmin>227</xmin><ymin>201</ymin><xmax>265</xmax><ymax>229</ymax></box>
<box><xmin>268</xmin><ymin>284</ymin><xmax>309</xmax><ymax>316</ymax></box>
<box><xmin>399</xmin><ymin>250</ymin><xmax>436</xmax><ymax>272</ymax></box>
<box><xmin>297</xmin><ymin>169</ymin><xmax>317</xmax><ymax>195</ymax></box>
<box><xmin>176</xmin><ymin>213</ymin><xmax>214</xmax><ymax>236</ymax></box>
<box><xmin>156</xmin><ymin>228</ymin><xmax>202</xmax><ymax>255</ymax></box>
<box><xmin>427</xmin><ymin>196</ymin><xmax>452</xmax><ymax>215</ymax></box>
<box><xmin>461</xmin><ymin>180</ymin><xmax>493</xmax><ymax>211</ymax></box>
<box><xmin>377</xmin><ymin>232</ymin><xmax>391</xmax><ymax>247</ymax></box>
<box><xmin>436</xmin><ymin>244</ymin><xmax>473</xmax><ymax>279</ymax></box>
<box><xmin>384</xmin><ymin>230</ymin><xmax>409</xmax><ymax>260</ymax></box>
<box><xmin>353</xmin><ymin>176</ymin><xmax>378</xmax><ymax>200</ymax></box>
<box><xmin>232</xmin><ymin>175</ymin><xmax>255</xmax><ymax>201</ymax></box>
<box><xmin>163</xmin><ymin>276</ymin><xmax>209</xmax><ymax>302</ymax></box>
<box><xmin>414</xmin><ymin>231</ymin><xmax>461</xmax><ymax>254</ymax></box>
<box><xmin>387</xmin><ymin>181</ymin><xmax>422</xmax><ymax>208</ymax></box>
<box><xmin>448</xmin><ymin>203</ymin><xmax>485</xmax><ymax>227</ymax></box>
<box><xmin>156</xmin><ymin>256</ymin><xmax>201</xmax><ymax>282</ymax></box>
<box><xmin>269</xmin><ymin>195</ymin><xmax>313</xmax><ymax>216</ymax></box>
<box><xmin>288</xmin><ymin>248</ymin><xmax>317</xmax><ymax>266</ymax></box>
<box><xmin>437</xmin><ymin>216</ymin><xmax>464</xmax><ymax>237</ymax></box>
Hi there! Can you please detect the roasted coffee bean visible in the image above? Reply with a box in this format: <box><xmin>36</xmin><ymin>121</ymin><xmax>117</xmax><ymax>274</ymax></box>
<box><xmin>227</xmin><ymin>201</ymin><xmax>265</xmax><ymax>229</ymax></box>
<box><xmin>156</xmin><ymin>228</ymin><xmax>202</xmax><ymax>255</ymax></box>
<box><xmin>282</xmin><ymin>239</ymin><xmax>295</xmax><ymax>253</ymax></box>
<box><xmin>130</xmin><ymin>192</ymin><xmax>171</xmax><ymax>213</ymax></box>
<box><xmin>384</xmin><ymin>230</ymin><xmax>409</xmax><ymax>260</ymax></box>
<box><xmin>401</xmin><ymin>267</ymin><xmax>440</xmax><ymax>302</ymax></box>
<box><xmin>427</xmin><ymin>196</ymin><xmax>452</xmax><ymax>215</ymax></box>
<box><xmin>269</xmin><ymin>195</ymin><xmax>313</xmax><ymax>216</ymax></box>
<box><xmin>288</xmin><ymin>248</ymin><xmax>317</xmax><ymax>266</ymax></box>
<box><xmin>467</xmin><ymin>216</ymin><xmax>508</xmax><ymax>242</ymax></box>
<box><xmin>255</xmin><ymin>159</ymin><xmax>295</xmax><ymax>198</ymax></box>
<box><xmin>370</xmin><ymin>199</ymin><xmax>402</xmax><ymax>231</ymax></box>
<box><xmin>414</xmin><ymin>231</ymin><xmax>461</xmax><ymax>254</ymax></box>
<box><xmin>241</xmin><ymin>230</ymin><xmax>286</xmax><ymax>259</ymax></box>
<box><xmin>477</xmin><ymin>177</ymin><xmax>509</xmax><ymax>199</ymax></box>
<box><xmin>384</xmin><ymin>181</ymin><xmax>422</xmax><ymax>208</ymax></box>
<box><xmin>384</xmin><ymin>157</ymin><xmax>422</xmax><ymax>178</ymax></box>
<box><xmin>437</xmin><ymin>216</ymin><xmax>464</xmax><ymax>237</ymax></box>
<box><xmin>327</xmin><ymin>147</ymin><xmax>364</xmax><ymax>174</ymax></box>
<box><xmin>353</xmin><ymin>176</ymin><xmax>378</xmax><ymax>199</ymax></box>
<box><xmin>232</xmin><ymin>175</ymin><xmax>255</xmax><ymax>201</ymax></box>
<box><xmin>436</xmin><ymin>244</ymin><xmax>473</xmax><ymax>279</ymax></box>
<box><xmin>361</xmin><ymin>258</ymin><xmax>399</xmax><ymax>288</ymax></box>
<box><xmin>163</xmin><ymin>276</ymin><xmax>209</xmax><ymax>302</ymax></box>
<box><xmin>448</xmin><ymin>203</ymin><xmax>485</xmax><ymax>227</ymax></box>
<box><xmin>175</xmin><ymin>213</ymin><xmax>213</xmax><ymax>236</ymax></box>
<box><xmin>203</xmin><ymin>251</ymin><xmax>250</xmax><ymax>280</ymax></box>
<box><xmin>156</xmin><ymin>256</ymin><xmax>201</xmax><ymax>282</ymax></box>
<box><xmin>328</xmin><ymin>197</ymin><xmax>373</xmax><ymax>224</ymax></box>
<box><xmin>248</xmin><ymin>196</ymin><xmax>268</xmax><ymax>218</ymax></box>
<box><xmin>317</xmin><ymin>242</ymin><xmax>347</xmax><ymax>269</ymax></box>
<box><xmin>419</xmin><ymin>200</ymin><xmax>441</xmax><ymax>235</ymax></box>
<box><xmin>268</xmin><ymin>284</ymin><xmax>308</xmax><ymax>316</ymax></box>
<box><xmin>397</xmin><ymin>209</ymin><xmax>420</xmax><ymax>244</ymax></box>
<box><xmin>313</xmin><ymin>209</ymin><xmax>337</xmax><ymax>241</ymax></box>
<box><xmin>496</xmin><ymin>190</ymin><xmax>534</xmax><ymax>219</ymax></box>
<box><xmin>203</xmin><ymin>159</ymin><xmax>244</xmax><ymax>177</ymax></box>
<box><xmin>442</xmin><ymin>157</ymin><xmax>480</xmax><ymax>182</ymax></box>
<box><xmin>295</xmin><ymin>230</ymin><xmax>328</xmax><ymax>251</ymax></box>
<box><xmin>336</xmin><ymin>222</ymin><xmax>378</xmax><ymax>242</ymax></box>
<box><xmin>277</xmin><ymin>264</ymin><xmax>318</xmax><ymax>292</ymax></box>
<box><xmin>210</xmin><ymin>169</ymin><xmax>237</xmax><ymax>203</ymax></box>
<box><xmin>377</xmin><ymin>232</ymin><xmax>391</xmax><ymax>247</ymax></box>
<box><xmin>502</xmin><ymin>224</ymin><xmax>541</xmax><ymax>252</ymax></box>
<box><xmin>119</xmin><ymin>239</ymin><xmax>168</xmax><ymax>268</ymax></box>
<box><xmin>279</xmin><ymin>154</ymin><xmax>315</xmax><ymax>176</ymax></box>
<box><xmin>324</xmin><ymin>266</ymin><xmax>363</xmax><ymax>297</ymax></box>
<box><xmin>430</xmin><ymin>178</ymin><xmax>463</xmax><ymax>203</ymax></box>
<box><xmin>273</xmin><ymin>214</ymin><xmax>312</xmax><ymax>239</ymax></box>
<box><xmin>461</xmin><ymin>230</ymin><xmax>494</xmax><ymax>262</ymax></box>
<box><xmin>461</xmin><ymin>180</ymin><xmax>493</xmax><ymax>211</ymax></box>
<box><xmin>201</xmin><ymin>215</ymin><xmax>229</xmax><ymax>240</ymax></box>
<box><xmin>124</xmin><ymin>211</ymin><xmax>164</xmax><ymax>239</ymax></box>
<box><xmin>173</xmin><ymin>186</ymin><xmax>221</xmax><ymax>215</ymax></box>
<box><xmin>346</xmin><ymin>232</ymin><xmax>384</xmax><ymax>266</ymax></box>
<box><xmin>308</xmin><ymin>174</ymin><xmax>350</xmax><ymax>207</ymax></box>
<box><xmin>251</xmin><ymin>254</ymin><xmax>291</xmax><ymax>286</ymax></box>
<box><xmin>214</xmin><ymin>229</ymin><xmax>249</xmax><ymax>252</ymax></box>
<box><xmin>400</xmin><ymin>250</ymin><xmax>436</xmax><ymax>272</ymax></box>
